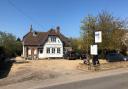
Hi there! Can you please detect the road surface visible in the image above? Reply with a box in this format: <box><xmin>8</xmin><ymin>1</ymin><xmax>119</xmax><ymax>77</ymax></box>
<box><xmin>39</xmin><ymin>73</ymin><xmax>128</xmax><ymax>89</ymax></box>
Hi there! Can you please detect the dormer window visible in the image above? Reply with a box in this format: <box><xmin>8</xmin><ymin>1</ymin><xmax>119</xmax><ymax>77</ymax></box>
<box><xmin>33</xmin><ymin>31</ymin><xmax>37</xmax><ymax>37</ymax></box>
<box><xmin>49</xmin><ymin>36</ymin><xmax>56</xmax><ymax>42</ymax></box>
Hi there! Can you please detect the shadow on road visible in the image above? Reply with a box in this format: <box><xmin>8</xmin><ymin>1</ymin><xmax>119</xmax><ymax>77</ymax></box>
<box><xmin>0</xmin><ymin>61</ymin><xmax>14</xmax><ymax>79</ymax></box>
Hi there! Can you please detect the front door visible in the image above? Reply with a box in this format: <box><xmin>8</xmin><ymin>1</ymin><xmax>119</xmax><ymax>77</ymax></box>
<box><xmin>38</xmin><ymin>48</ymin><xmax>43</xmax><ymax>58</ymax></box>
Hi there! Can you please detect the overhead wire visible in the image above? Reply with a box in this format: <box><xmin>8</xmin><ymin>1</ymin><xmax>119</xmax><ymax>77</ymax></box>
<box><xmin>7</xmin><ymin>0</ymin><xmax>43</xmax><ymax>30</ymax></box>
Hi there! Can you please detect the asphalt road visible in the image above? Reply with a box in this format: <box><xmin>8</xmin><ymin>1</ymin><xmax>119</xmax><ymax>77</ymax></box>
<box><xmin>39</xmin><ymin>73</ymin><xmax>128</xmax><ymax>89</ymax></box>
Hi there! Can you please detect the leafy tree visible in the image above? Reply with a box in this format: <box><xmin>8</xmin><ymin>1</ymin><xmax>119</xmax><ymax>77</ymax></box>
<box><xmin>81</xmin><ymin>11</ymin><xmax>127</xmax><ymax>57</ymax></box>
<box><xmin>122</xmin><ymin>32</ymin><xmax>128</xmax><ymax>55</ymax></box>
<box><xmin>16</xmin><ymin>37</ymin><xmax>21</xmax><ymax>42</ymax></box>
<box><xmin>15</xmin><ymin>39</ymin><xmax>22</xmax><ymax>56</ymax></box>
<box><xmin>70</xmin><ymin>38</ymin><xmax>82</xmax><ymax>53</ymax></box>
<box><xmin>0</xmin><ymin>31</ymin><xmax>22</xmax><ymax>57</ymax></box>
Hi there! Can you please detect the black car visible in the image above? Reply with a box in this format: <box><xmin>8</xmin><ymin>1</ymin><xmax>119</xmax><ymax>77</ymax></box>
<box><xmin>106</xmin><ymin>53</ymin><xmax>125</xmax><ymax>62</ymax></box>
<box><xmin>64</xmin><ymin>51</ymin><xmax>80</xmax><ymax>60</ymax></box>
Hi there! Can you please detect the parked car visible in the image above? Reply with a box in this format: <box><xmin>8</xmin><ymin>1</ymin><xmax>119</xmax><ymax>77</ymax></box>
<box><xmin>106</xmin><ymin>53</ymin><xmax>126</xmax><ymax>62</ymax></box>
<box><xmin>75</xmin><ymin>52</ymin><xmax>81</xmax><ymax>59</ymax></box>
<box><xmin>64</xmin><ymin>51</ymin><xmax>81</xmax><ymax>60</ymax></box>
<box><xmin>124</xmin><ymin>56</ymin><xmax>128</xmax><ymax>61</ymax></box>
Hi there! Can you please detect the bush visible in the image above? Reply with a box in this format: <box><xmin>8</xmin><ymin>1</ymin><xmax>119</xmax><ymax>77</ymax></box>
<box><xmin>0</xmin><ymin>31</ymin><xmax>22</xmax><ymax>58</ymax></box>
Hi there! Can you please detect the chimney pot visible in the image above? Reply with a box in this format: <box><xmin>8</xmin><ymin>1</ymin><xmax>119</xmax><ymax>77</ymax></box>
<box><xmin>30</xmin><ymin>25</ymin><xmax>33</xmax><ymax>32</ymax></box>
<box><xmin>56</xmin><ymin>26</ymin><xmax>60</xmax><ymax>33</ymax></box>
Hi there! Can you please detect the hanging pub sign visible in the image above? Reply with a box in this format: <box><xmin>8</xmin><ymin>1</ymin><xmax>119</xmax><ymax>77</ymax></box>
<box><xmin>90</xmin><ymin>45</ymin><xmax>98</xmax><ymax>55</ymax></box>
<box><xmin>95</xmin><ymin>31</ymin><xmax>102</xmax><ymax>43</ymax></box>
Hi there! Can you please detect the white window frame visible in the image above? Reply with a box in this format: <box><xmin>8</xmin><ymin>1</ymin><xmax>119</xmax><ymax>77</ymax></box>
<box><xmin>51</xmin><ymin>36</ymin><xmax>56</xmax><ymax>42</ymax></box>
<box><xmin>52</xmin><ymin>48</ymin><xmax>55</xmax><ymax>54</ymax></box>
<box><xmin>57</xmin><ymin>48</ymin><xmax>61</xmax><ymax>54</ymax></box>
<box><xmin>46</xmin><ymin>48</ymin><xmax>50</xmax><ymax>54</ymax></box>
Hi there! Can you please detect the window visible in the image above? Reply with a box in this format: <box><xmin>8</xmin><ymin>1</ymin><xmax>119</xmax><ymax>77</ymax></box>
<box><xmin>28</xmin><ymin>49</ymin><xmax>31</xmax><ymax>55</ymax></box>
<box><xmin>52</xmin><ymin>48</ymin><xmax>55</xmax><ymax>53</ymax></box>
<box><xmin>48</xmin><ymin>37</ymin><xmax>51</xmax><ymax>42</ymax></box>
<box><xmin>34</xmin><ymin>49</ymin><xmax>37</xmax><ymax>54</ymax></box>
<box><xmin>39</xmin><ymin>49</ymin><xmax>43</xmax><ymax>54</ymax></box>
<box><xmin>47</xmin><ymin>48</ymin><xmax>50</xmax><ymax>53</ymax></box>
<box><xmin>58</xmin><ymin>40</ymin><xmax>60</xmax><ymax>43</ymax></box>
<box><xmin>33</xmin><ymin>31</ymin><xmax>37</xmax><ymax>37</ymax></box>
<box><xmin>57</xmin><ymin>48</ymin><xmax>61</xmax><ymax>54</ymax></box>
<box><xmin>51</xmin><ymin>36</ymin><xmax>56</xmax><ymax>42</ymax></box>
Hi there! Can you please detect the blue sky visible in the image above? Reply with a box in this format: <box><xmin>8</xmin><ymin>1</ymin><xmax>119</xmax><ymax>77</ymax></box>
<box><xmin>0</xmin><ymin>0</ymin><xmax>128</xmax><ymax>39</ymax></box>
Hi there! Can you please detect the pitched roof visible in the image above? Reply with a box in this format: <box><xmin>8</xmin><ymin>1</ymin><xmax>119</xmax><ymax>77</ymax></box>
<box><xmin>22</xmin><ymin>29</ymin><xmax>71</xmax><ymax>46</ymax></box>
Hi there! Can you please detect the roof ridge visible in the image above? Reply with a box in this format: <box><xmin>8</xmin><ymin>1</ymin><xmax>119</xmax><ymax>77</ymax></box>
<box><xmin>23</xmin><ymin>28</ymin><xmax>71</xmax><ymax>46</ymax></box>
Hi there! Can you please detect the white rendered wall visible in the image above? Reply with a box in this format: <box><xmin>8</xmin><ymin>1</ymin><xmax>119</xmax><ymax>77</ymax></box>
<box><xmin>22</xmin><ymin>45</ymin><xmax>25</xmax><ymax>57</ymax></box>
<box><xmin>38</xmin><ymin>37</ymin><xmax>63</xmax><ymax>58</ymax></box>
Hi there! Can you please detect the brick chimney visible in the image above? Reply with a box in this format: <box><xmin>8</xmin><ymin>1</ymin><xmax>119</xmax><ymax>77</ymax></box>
<box><xmin>30</xmin><ymin>25</ymin><xmax>33</xmax><ymax>32</ymax></box>
<box><xmin>56</xmin><ymin>26</ymin><xmax>60</xmax><ymax>34</ymax></box>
